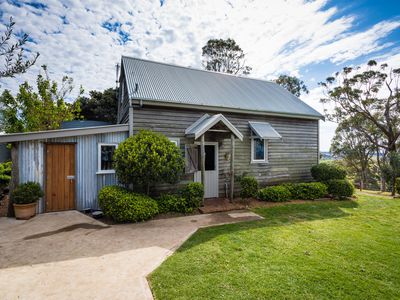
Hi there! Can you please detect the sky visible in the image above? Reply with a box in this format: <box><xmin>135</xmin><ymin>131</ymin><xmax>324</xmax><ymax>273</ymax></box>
<box><xmin>0</xmin><ymin>0</ymin><xmax>399</xmax><ymax>150</ymax></box>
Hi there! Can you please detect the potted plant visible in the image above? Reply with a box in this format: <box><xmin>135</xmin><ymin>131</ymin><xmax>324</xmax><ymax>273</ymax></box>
<box><xmin>12</xmin><ymin>182</ymin><xmax>43</xmax><ymax>220</ymax></box>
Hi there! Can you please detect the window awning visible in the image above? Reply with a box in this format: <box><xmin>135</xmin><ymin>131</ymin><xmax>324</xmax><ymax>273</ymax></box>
<box><xmin>249</xmin><ymin>121</ymin><xmax>282</xmax><ymax>140</ymax></box>
<box><xmin>185</xmin><ymin>114</ymin><xmax>243</xmax><ymax>141</ymax></box>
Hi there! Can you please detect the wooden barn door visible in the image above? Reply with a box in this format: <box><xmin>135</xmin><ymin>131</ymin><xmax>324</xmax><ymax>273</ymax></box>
<box><xmin>45</xmin><ymin>144</ymin><xmax>76</xmax><ymax>212</ymax></box>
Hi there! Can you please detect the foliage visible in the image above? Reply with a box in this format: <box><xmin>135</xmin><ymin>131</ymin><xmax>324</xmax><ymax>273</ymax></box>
<box><xmin>98</xmin><ymin>185</ymin><xmax>159</xmax><ymax>222</ymax></box>
<box><xmin>113</xmin><ymin>130</ymin><xmax>185</xmax><ymax>194</ymax></box>
<box><xmin>331</xmin><ymin>116</ymin><xmax>375</xmax><ymax>190</ymax></box>
<box><xmin>258</xmin><ymin>185</ymin><xmax>291</xmax><ymax>202</ymax></box>
<box><xmin>77</xmin><ymin>88</ymin><xmax>118</xmax><ymax>123</ymax></box>
<box><xmin>0</xmin><ymin>161</ymin><xmax>12</xmax><ymax>187</ymax></box>
<box><xmin>12</xmin><ymin>182</ymin><xmax>43</xmax><ymax>204</ymax></box>
<box><xmin>0</xmin><ymin>17</ymin><xmax>39</xmax><ymax>78</ymax></box>
<box><xmin>239</xmin><ymin>176</ymin><xmax>258</xmax><ymax>198</ymax></box>
<box><xmin>156</xmin><ymin>193</ymin><xmax>191</xmax><ymax>214</ymax></box>
<box><xmin>179</xmin><ymin>182</ymin><xmax>204</xmax><ymax>211</ymax></box>
<box><xmin>320</xmin><ymin>60</ymin><xmax>400</xmax><ymax>195</ymax></box>
<box><xmin>150</xmin><ymin>194</ymin><xmax>400</xmax><ymax>299</ymax></box>
<box><xmin>0</xmin><ymin>65</ymin><xmax>81</xmax><ymax>133</ymax></box>
<box><xmin>327</xmin><ymin>179</ymin><xmax>355</xmax><ymax>199</ymax></box>
<box><xmin>274</xmin><ymin>75</ymin><xmax>309</xmax><ymax>97</ymax></box>
<box><xmin>202</xmin><ymin>38</ymin><xmax>252</xmax><ymax>75</ymax></box>
<box><xmin>396</xmin><ymin>178</ymin><xmax>400</xmax><ymax>195</ymax></box>
<box><xmin>289</xmin><ymin>182</ymin><xmax>328</xmax><ymax>200</ymax></box>
<box><xmin>311</xmin><ymin>163</ymin><xmax>346</xmax><ymax>182</ymax></box>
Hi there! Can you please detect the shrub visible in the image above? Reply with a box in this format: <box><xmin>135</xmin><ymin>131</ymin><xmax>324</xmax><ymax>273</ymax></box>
<box><xmin>98</xmin><ymin>185</ymin><xmax>159</xmax><ymax>222</ymax></box>
<box><xmin>0</xmin><ymin>161</ymin><xmax>11</xmax><ymax>187</ymax></box>
<box><xmin>290</xmin><ymin>182</ymin><xmax>328</xmax><ymax>200</ymax></box>
<box><xmin>258</xmin><ymin>186</ymin><xmax>291</xmax><ymax>202</ymax></box>
<box><xmin>156</xmin><ymin>193</ymin><xmax>190</xmax><ymax>213</ymax></box>
<box><xmin>12</xmin><ymin>182</ymin><xmax>43</xmax><ymax>204</ymax></box>
<box><xmin>327</xmin><ymin>179</ymin><xmax>354</xmax><ymax>199</ymax></box>
<box><xmin>179</xmin><ymin>182</ymin><xmax>204</xmax><ymax>210</ymax></box>
<box><xmin>396</xmin><ymin>178</ymin><xmax>400</xmax><ymax>195</ymax></box>
<box><xmin>239</xmin><ymin>176</ymin><xmax>258</xmax><ymax>199</ymax></box>
<box><xmin>113</xmin><ymin>130</ymin><xmax>185</xmax><ymax>194</ymax></box>
<box><xmin>311</xmin><ymin>163</ymin><xmax>346</xmax><ymax>182</ymax></box>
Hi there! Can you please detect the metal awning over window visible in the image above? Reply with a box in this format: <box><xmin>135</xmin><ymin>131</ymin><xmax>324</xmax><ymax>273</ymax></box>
<box><xmin>185</xmin><ymin>114</ymin><xmax>243</xmax><ymax>140</ymax></box>
<box><xmin>249</xmin><ymin>121</ymin><xmax>282</xmax><ymax>140</ymax></box>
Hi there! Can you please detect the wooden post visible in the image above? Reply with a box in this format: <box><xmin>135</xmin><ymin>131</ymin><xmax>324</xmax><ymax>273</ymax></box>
<box><xmin>200</xmin><ymin>134</ymin><xmax>205</xmax><ymax>205</ymax></box>
<box><xmin>7</xmin><ymin>143</ymin><xmax>19</xmax><ymax>217</ymax></box>
<box><xmin>230</xmin><ymin>134</ymin><xmax>235</xmax><ymax>202</ymax></box>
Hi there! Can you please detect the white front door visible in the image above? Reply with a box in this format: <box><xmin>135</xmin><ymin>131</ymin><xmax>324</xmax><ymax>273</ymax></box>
<box><xmin>194</xmin><ymin>143</ymin><xmax>219</xmax><ymax>198</ymax></box>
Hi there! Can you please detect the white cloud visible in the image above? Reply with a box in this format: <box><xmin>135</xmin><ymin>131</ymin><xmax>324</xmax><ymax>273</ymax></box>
<box><xmin>0</xmin><ymin>0</ymin><xmax>399</xmax><ymax>150</ymax></box>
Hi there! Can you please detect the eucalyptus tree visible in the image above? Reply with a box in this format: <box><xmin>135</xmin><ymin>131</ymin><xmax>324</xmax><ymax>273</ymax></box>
<box><xmin>202</xmin><ymin>38</ymin><xmax>252</xmax><ymax>75</ymax></box>
<box><xmin>320</xmin><ymin>60</ymin><xmax>400</xmax><ymax>195</ymax></box>
<box><xmin>275</xmin><ymin>75</ymin><xmax>309</xmax><ymax>97</ymax></box>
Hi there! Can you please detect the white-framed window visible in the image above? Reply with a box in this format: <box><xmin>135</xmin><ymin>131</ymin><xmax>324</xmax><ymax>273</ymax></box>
<box><xmin>251</xmin><ymin>137</ymin><xmax>268</xmax><ymax>163</ymax></box>
<box><xmin>168</xmin><ymin>137</ymin><xmax>180</xmax><ymax>147</ymax></box>
<box><xmin>97</xmin><ymin>143</ymin><xmax>118</xmax><ymax>174</ymax></box>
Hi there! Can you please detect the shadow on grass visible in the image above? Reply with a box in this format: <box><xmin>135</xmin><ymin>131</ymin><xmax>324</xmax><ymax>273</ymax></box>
<box><xmin>177</xmin><ymin>200</ymin><xmax>358</xmax><ymax>253</ymax></box>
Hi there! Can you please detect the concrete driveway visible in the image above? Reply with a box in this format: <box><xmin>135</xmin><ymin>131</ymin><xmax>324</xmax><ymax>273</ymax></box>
<box><xmin>0</xmin><ymin>210</ymin><xmax>262</xmax><ymax>300</ymax></box>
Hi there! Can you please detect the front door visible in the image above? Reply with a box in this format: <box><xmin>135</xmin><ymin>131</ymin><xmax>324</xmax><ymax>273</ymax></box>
<box><xmin>194</xmin><ymin>143</ymin><xmax>219</xmax><ymax>198</ymax></box>
<box><xmin>45</xmin><ymin>144</ymin><xmax>76</xmax><ymax>212</ymax></box>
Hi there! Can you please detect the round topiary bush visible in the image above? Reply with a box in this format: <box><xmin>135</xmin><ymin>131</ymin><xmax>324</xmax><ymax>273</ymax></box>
<box><xmin>12</xmin><ymin>182</ymin><xmax>43</xmax><ymax>204</ymax></box>
<box><xmin>327</xmin><ymin>179</ymin><xmax>354</xmax><ymax>200</ymax></box>
<box><xmin>311</xmin><ymin>163</ymin><xmax>346</xmax><ymax>182</ymax></box>
<box><xmin>239</xmin><ymin>176</ymin><xmax>258</xmax><ymax>199</ymax></box>
<box><xmin>258</xmin><ymin>185</ymin><xmax>291</xmax><ymax>202</ymax></box>
<box><xmin>113</xmin><ymin>130</ymin><xmax>185</xmax><ymax>194</ymax></box>
<box><xmin>98</xmin><ymin>185</ymin><xmax>159</xmax><ymax>222</ymax></box>
<box><xmin>291</xmin><ymin>182</ymin><xmax>328</xmax><ymax>200</ymax></box>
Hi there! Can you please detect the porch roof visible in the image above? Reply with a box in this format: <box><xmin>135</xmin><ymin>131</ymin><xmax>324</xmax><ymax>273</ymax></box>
<box><xmin>185</xmin><ymin>114</ymin><xmax>243</xmax><ymax>141</ymax></box>
<box><xmin>249</xmin><ymin>121</ymin><xmax>282</xmax><ymax>140</ymax></box>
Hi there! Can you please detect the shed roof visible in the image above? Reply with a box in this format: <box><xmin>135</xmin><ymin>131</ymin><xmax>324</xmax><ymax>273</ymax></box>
<box><xmin>249</xmin><ymin>121</ymin><xmax>282</xmax><ymax>140</ymax></box>
<box><xmin>122</xmin><ymin>56</ymin><xmax>324</xmax><ymax>120</ymax></box>
<box><xmin>0</xmin><ymin>124</ymin><xmax>128</xmax><ymax>143</ymax></box>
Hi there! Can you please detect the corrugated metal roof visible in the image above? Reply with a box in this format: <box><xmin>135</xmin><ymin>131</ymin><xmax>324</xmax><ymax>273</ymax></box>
<box><xmin>61</xmin><ymin>120</ymin><xmax>112</xmax><ymax>129</ymax></box>
<box><xmin>249</xmin><ymin>121</ymin><xmax>282</xmax><ymax>140</ymax></box>
<box><xmin>122</xmin><ymin>56</ymin><xmax>323</xmax><ymax>120</ymax></box>
<box><xmin>185</xmin><ymin>113</ymin><xmax>243</xmax><ymax>140</ymax></box>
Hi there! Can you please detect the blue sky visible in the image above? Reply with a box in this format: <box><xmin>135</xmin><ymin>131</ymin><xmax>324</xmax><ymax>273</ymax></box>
<box><xmin>0</xmin><ymin>0</ymin><xmax>399</xmax><ymax>150</ymax></box>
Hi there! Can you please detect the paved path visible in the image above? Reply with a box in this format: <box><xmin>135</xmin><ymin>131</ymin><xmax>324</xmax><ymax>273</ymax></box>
<box><xmin>0</xmin><ymin>210</ymin><xmax>262</xmax><ymax>300</ymax></box>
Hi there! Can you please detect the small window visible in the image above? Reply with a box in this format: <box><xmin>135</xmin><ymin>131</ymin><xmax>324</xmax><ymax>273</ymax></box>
<box><xmin>251</xmin><ymin>138</ymin><xmax>267</xmax><ymax>163</ymax></box>
<box><xmin>169</xmin><ymin>137</ymin><xmax>180</xmax><ymax>147</ymax></box>
<box><xmin>98</xmin><ymin>143</ymin><xmax>117</xmax><ymax>174</ymax></box>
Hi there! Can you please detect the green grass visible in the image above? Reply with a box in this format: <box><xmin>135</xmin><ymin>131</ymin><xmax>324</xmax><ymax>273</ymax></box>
<box><xmin>149</xmin><ymin>194</ymin><xmax>400</xmax><ymax>299</ymax></box>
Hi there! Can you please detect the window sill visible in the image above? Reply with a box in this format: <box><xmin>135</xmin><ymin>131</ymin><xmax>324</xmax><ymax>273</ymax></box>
<box><xmin>250</xmin><ymin>160</ymin><xmax>269</xmax><ymax>165</ymax></box>
<box><xmin>96</xmin><ymin>170</ymin><xmax>116</xmax><ymax>175</ymax></box>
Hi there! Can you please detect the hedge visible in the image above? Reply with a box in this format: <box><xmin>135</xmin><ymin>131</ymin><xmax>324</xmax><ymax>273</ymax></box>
<box><xmin>311</xmin><ymin>163</ymin><xmax>346</xmax><ymax>182</ymax></box>
<box><xmin>258</xmin><ymin>186</ymin><xmax>291</xmax><ymax>202</ymax></box>
<box><xmin>239</xmin><ymin>176</ymin><xmax>258</xmax><ymax>199</ymax></box>
<box><xmin>98</xmin><ymin>186</ymin><xmax>159</xmax><ymax>222</ymax></box>
<box><xmin>327</xmin><ymin>179</ymin><xmax>354</xmax><ymax>199</ymax></box>
<box><xmin>178</xmin><ymin>182</ymin><xmax>204</xmax><ymax>211</ymax></box>
<box><xmin>290</xmin><ymin>182</ymin><xmax>328</xmax><ymax>200</ymax></box>
<box><xmin>156</xmin><ymin>193</ymin><xmax>190</xmax><ymax>213</ymax></box>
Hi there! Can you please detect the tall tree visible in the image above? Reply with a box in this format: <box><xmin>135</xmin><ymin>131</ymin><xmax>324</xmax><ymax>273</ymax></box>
<box><xmin>0</xmin><ymin>65</ymin><xmax>81</xmax><ymax>133</ymax></box>
<box><xmin>275</xmin><ymin>75</ymin><xmax>309</xmax><ymax>97</ymax></box>
<box><xmin>202</xmin><ymin>38</ymin><xmax>252</xmax><ymax>75</ymax></box>
<box><xmin>0</xmin><ymin>17</ymin><xmax>39</xmax><ymax>78</ymax></box>
<box><xmin>320</xmin><ymin>60</ymin><xmax>400</xmax><ymax>195</ymax></box>
<box><xmin>77</xmin><ymin>88</ymin><xmax>118</xmax><ymax>123</ymax></box>
<box><xmin>331</xmin><ymin>117</ymin><xmax>374</xmax><ymax>190</ymax></box>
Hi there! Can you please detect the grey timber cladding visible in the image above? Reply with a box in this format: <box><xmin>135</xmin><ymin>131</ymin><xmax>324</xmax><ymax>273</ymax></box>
<box><xmin>132</xmin><ymin>106</ymin><xmax>318</xmax><ymax>197</ymax></box>
<box><xmin>18</xmin><ymin>131</ymin><xmax>128</xmax><ymax>213</ymax></box>
<box><xmin>121</xmin><ymin>56</ymin><xmax>323</xmax><ymax>119</ymax></box>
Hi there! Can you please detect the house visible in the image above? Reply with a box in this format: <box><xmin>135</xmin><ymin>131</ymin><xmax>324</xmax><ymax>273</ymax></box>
<box><xmin>0</xmin><ymin>56</ymin><xmax>323</xmax><ymax>213</ymax></box>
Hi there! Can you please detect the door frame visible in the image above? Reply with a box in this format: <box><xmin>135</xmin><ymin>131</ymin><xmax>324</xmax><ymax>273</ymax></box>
<box><xmin>194</xmin><ymin>141</ymin><xmax>219</xmax><ymax>198</ymax></box>
<box><xmin>44</xmin><ymin>142</ymin><xmax>77</xmax><ymax>212</ymax></box>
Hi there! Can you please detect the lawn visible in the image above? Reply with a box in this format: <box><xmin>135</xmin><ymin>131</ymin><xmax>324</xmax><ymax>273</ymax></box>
<box><xmin>149</xmin><ymin>194</ymin><xmax>400</xmax><ymax>299</ymax></box>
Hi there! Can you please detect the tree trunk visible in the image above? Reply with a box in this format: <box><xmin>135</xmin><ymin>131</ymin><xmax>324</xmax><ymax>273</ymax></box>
<box><xmin>146</xmin><ymin>183</ymin><xmax>150</xmax><ymax>195</ymax></box>
<box><xmin>380</xmin><ymin>173</ymin><xmax>386</xmax><ymax>192</ymax></box>
<box><xmin>389</xmin><ymin>147</ymin><xmax>397</xmax><ymax>196</ymax></box>
<box><xmin>359</xmin><ymin>176</ymin><xmax>364</xmax><ymax>191</ymax></box>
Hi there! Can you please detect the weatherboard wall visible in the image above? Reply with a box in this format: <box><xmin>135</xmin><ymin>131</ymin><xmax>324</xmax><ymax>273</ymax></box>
<box><xmin>131</xmin><ymin>105</ymin><xmax>319</xmax><ymax>196</ymax></box>
<box><xmin>18</xmin><ymin>131</ymin><xmax>128</xmax><ymax>213</ymax></box>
